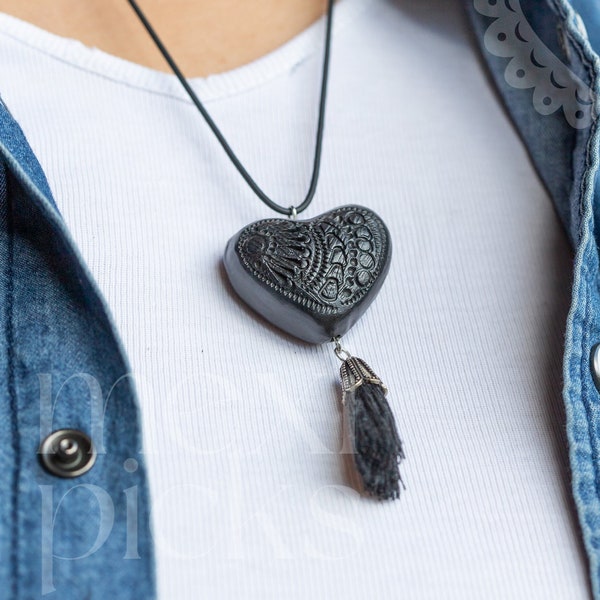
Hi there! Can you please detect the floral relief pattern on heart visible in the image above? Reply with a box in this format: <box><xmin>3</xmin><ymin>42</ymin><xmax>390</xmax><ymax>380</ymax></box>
<box><xmin>224</xmin><ymin>205</ymin><xmax>392</xmax><ymax>343</ymax></box>
<box><xmin>234</xmin><ymin>206</ymin><xmax>389</xmax><ymax>315</ymax></box>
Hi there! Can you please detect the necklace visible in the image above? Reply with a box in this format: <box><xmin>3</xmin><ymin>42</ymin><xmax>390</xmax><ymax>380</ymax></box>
<box><xmin>127</xmin><ymin>0</ymin><xmax>405</xmax><ymax>500</ymax></box>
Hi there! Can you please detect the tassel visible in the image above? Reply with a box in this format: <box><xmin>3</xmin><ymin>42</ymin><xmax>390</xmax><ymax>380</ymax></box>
<box><xmin>338</xmin><ymin>350</ymin><xmax>405</xmax><ymax>500</ymax></box>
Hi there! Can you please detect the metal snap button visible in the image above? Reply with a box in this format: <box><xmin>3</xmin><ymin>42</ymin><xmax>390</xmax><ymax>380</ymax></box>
<box><xmin>591</xmin><ymin>344</ymin><xmax>600</xmax><ymax>392</ymax></box>
<box><xmin>39</xmin><ymin>429</ymin><xmax>96</xmax><ymax>478</ymax></box>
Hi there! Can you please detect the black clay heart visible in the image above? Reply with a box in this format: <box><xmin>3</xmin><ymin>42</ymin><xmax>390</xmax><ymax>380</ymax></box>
<box><xmin>223</xmin><ymin>205</ymin><xmax>392</xmax><ymax>344</ymax></box>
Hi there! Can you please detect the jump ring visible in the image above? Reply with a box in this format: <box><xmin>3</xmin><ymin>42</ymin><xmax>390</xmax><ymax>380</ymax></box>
<box><xmin>333</xmin><ymin>336</ymin><xmax>352</xmax><ymax>361</ymax></box>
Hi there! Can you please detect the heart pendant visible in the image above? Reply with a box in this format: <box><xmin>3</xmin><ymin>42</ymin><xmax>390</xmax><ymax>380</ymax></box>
<box><xmin>223</xmin><ymin>205</ymin><xmax>392</xmax><ymax>344</ymax></box>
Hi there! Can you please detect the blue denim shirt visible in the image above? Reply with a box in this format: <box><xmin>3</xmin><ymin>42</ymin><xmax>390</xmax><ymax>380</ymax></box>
<box><xmin>1</xmin><ymin>0</ymin><xmax>599</xmax><ymax>597</ymax></box>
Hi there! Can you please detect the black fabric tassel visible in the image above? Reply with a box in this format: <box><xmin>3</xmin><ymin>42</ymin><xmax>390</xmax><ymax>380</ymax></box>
<box><xmin>340</xmin><ymin>356</ymin><xmax>405</xmax><ymax>500</ymax></box>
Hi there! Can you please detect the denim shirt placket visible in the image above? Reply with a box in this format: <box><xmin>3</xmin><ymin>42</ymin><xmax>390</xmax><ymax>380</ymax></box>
<box><xmin>468</xmin><ymin>0</ymin><xmax>600</xmax><ymax>596</ymax></box>
<box><xmin>0</xmin><ymin>105</ymin><xmax>155</xmax><ymax>597</ymax></box>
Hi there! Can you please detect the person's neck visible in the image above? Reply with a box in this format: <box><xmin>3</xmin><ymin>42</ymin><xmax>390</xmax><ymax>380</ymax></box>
<box><xmin>0</xmin><ymin>0</ymin><xmax>329</xmax><ymax>77</ymax></box>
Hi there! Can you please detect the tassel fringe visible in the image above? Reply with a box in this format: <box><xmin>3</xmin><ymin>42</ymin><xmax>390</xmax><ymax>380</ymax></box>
<box><xmin>340</xmin><ymin>357</ymin><xmax>405</xmax><ymax>500</ymax></box>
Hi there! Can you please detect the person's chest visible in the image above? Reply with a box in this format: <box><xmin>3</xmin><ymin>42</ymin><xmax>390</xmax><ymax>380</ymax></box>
<box><xmin>0</xmin><ymin>0</ymin><xmax>589</xmax><ymax>597</ymax></box>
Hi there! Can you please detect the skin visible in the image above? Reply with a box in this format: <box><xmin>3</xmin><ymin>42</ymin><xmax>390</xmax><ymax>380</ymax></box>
<box><xmin>0</xmin><ymin>0</ymin><xmax>328</xmax><ymax>77</ymax></box>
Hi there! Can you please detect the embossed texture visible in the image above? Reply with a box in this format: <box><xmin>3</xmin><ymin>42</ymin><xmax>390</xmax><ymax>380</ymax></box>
<box><xmin>224</xmin><ymin>205</ymin><xmax>392</xmax><ymax>343</ymax></box>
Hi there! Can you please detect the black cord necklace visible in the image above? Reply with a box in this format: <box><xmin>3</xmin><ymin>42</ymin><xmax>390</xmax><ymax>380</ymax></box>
<box><xmin>127</xmin><ymin>0</ymin><xmax>332</xmax><ymax>217</ymax></box>
<box><xmin>127</xmin><ymin>0</ymin><xmax>405</xmax><ymax>500</ymax></box>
